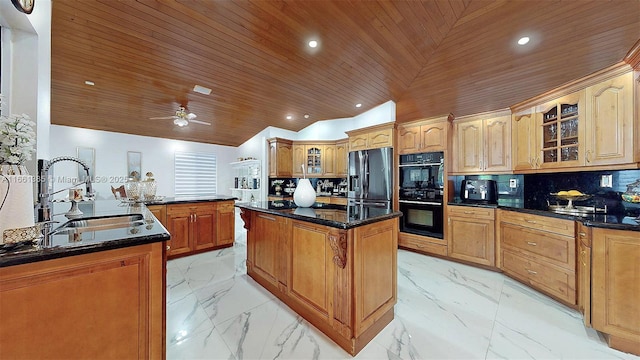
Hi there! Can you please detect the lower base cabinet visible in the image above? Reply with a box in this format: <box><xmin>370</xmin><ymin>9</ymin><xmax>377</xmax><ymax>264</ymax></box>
<box><xmin>447</xmin><ymin>206</ymin><xmax>495</xmax><ymax>266</ymax></box>
<box><xmin>498</xmin><ymin>210</ymin><xmax>576</xmax><ymax>305</ymax></box>
<box><xmin>590</xmin><ymin>227</ymin><xmax>640</xmax><ymax>355</ymax></box>
<box><xmin>398</xmin><ymin>231</ymin><xmax>448</xmax><ymax>256</ymax></box>
<box><xmin>0</xmin><ymin>242</ymin><xmax>166</xmax><ymax>359</ymax></box>
<box><xmin>150</xmin><ymin>200</ymin><xmax>235</xmax><ymax>259</ymax></box>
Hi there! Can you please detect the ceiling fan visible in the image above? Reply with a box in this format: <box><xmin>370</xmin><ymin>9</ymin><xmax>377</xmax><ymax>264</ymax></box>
<box><xmin>149</xmin><ymin>106</ymin><xmax>211</xmax><ymax>127</ymax></box>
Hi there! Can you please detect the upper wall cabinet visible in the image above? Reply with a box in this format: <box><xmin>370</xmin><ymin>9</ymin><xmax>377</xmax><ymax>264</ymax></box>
<box><xmin>346</xmin><ymin>122</ymin><xmax>395</xmax><ymax>151</ymax></box>
<box><xmin>452</xmin><ymin>111</ymin><xmax>511</xmax><ymax>174</ymax></box>
<box><xmin>536</xmin><ymin>91</ymin><xmax>585</xmax><ymax>170</ymax></box>
<box><xmin>268</xmin><ymin>138</ymin><xmax>293</xmax><ymax>177</ymax></box>
<box><xmin>291</xmin><ymin>140</ymin><xmax>347</xmax><ymax>178</ymax></box>
<box><xmin>397</xmin><ymin>117</ymin><xmax>449</xmax><ymax>154</ymax></box>
<box><xmin>584</xmin><ymin>72</ymin><xmax>635</xmax><ymax>166</ymax></box>
<box><xmin>512</xmin><ymin>70</ymin><xmax>637</xmax><ymax>172</ymax></box>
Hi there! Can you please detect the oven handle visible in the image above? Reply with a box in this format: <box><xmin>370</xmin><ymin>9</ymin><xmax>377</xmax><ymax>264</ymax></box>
<box><xmin>398</xmin><ymin>200</ymin><xmax>442</xmax><ymax>206</ymax></box>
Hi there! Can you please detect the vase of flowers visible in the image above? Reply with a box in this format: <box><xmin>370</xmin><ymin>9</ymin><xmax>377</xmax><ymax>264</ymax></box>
<box><xmin>0</xmin><ymin>94</ymin><xmax>37</xmax><ymax>243</ymax></box>
<box><xmin>0</xmin><ymin>95</ymin><xmax>36</xmax><ymax>175</ymax></box>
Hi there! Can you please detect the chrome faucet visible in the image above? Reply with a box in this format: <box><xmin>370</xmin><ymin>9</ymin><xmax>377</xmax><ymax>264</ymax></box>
<box><xmin>35</xmin><ymin>157</ymin><xmax>94</xmax><ymax>223</ymax></box>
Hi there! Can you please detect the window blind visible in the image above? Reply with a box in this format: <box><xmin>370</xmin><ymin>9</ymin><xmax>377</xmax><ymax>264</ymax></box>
<box><xmin>174</xmin><ymin>151</ymin><xmax>217</xmax><ymax>197</ymax></box>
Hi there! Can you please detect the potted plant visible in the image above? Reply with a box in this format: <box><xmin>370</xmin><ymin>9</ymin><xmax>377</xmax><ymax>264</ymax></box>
<box><xmin>0</xmin><ymin>95</ymin><xmax>36</xmax><ymax>175</ymax></box>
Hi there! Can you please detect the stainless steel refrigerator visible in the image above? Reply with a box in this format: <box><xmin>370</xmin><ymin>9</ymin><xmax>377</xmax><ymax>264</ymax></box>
<box><xmin>347</xmin><ymin>147</ymin><xmax>393</xmax><ymax>208</ymax></box>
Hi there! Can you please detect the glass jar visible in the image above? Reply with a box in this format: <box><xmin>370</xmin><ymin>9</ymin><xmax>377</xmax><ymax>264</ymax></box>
<box><xmin>141</xmin><ymin>172</ymin><xmax>157</xmax><ymax>200</ymax></box>
<box><xmin>124</xmin><ymin>177</ymin><xmax>142</xmax><ymax>201</ymax></box>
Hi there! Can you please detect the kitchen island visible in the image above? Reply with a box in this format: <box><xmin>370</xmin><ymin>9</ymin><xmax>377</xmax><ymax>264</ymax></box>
<box><xmin>0</xmin><ymin>200</ymin><xmax>169</xmax><ymax>359</ymax></box>
<box><xmin>236</xmin><ymin>200</ymin><xmax>401</xmax><ymax>356</ymax></box>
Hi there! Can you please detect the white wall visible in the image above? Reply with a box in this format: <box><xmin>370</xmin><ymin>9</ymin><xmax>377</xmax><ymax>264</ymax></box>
<box><xmin>49</xmin><ymin>125</ymin><xmax>238</xmax><ymax>200</ymax></box>
<box><xmin>296</xmin><ymin>101</ymin><xmax>396</xmax><ymax>140</ymax></box>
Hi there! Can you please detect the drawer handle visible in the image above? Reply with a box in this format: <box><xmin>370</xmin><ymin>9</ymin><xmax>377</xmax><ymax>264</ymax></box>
<box><xmin>463</xmin><ymin>211</ymin><xmax>474</xmax><ymax>214</ymax></box>
<box><xmin>579</xmin><ymin>232</ymin><xmax>586</xmax><ymax>237</ymax></box>
<box><xmin>526</xmin><ymin>269</ymin><xmax>537</xmax><ymax>275</ymax></box>
<box><xmin>526</xmin><ymin>241</ymin><xmax>537</xmax><ymax>246</ymax></box>
<box><xmin>525</xmin><ymin>219</ymin><xmax>537</xmax><ymax>224</ymax></box>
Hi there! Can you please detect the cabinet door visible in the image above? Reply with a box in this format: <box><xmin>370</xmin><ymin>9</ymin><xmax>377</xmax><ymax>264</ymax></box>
<box><xmin>147</xmin><ymin>205</ymin><xmax>166</xmax><ymax>226</ymax></box>
<box><xmin>335</xmin><ymin>140</ymin><xmax>348</xmax><ymax>176</ymax></box>
<box><xmin>512</xmin><ymin>111</ymin><xmax>538</xmax><ymax>171</ymax></box>
<box><xmin>484</xmin><ymin>115</ymin><xmax>511</xmax><ymax>172</ymax></box>
<box><xmin>398</xmin><ymin>125</ymin><xmax>421</xmax><ymax>154</ymax></box>
<box><xmin>585</xmin><ymin>72</ymin><xmax>634</xmax><ymax>166</ymax></box>
<box><xmin>323</xmin><ymin>144</ymin><xmax>336</xmax><ymax>176</ymax></box>
<box><xmin>577</xmin><ymin>225</ymin><xmax>591</xmax><ymax>327</ymax></box>
<box><xmin>349</xmin><ymin>134</ymin><xmax>368</xmax><ymax>151</ymax></box>
<box><xmin>306</xmin><ymin>146</ymin><xmax>323</xmax><ymax>175</ymax></box>
<box><xmin>292</xmin><ymin>144</ymin><xmax>305</xmax><ymax>177</ymax></box>
<box><xmin>591</xmin><ymin>228</ymin><xmax>640</xmax><ymax>344</ymax></box>
<box><xmin>447</xmin><ymin>207</ymin><xmax>495</xmax><ymax>266</ymax></box>
<box><xmin>251</xmin><ymin>213</ymin><xmax>282</xmax><ymax>288</ymax></box>
<box><xmin>537</xmin><ymin>91</ymin><xmax>585</xmax><ymax>169</ymax></box>
<box><xmin>368</xmin><ymin>128</ymin><xmax>394</xmax><ymax>149</ymax></box>
<box><xmin>216</xmin><ymin>202</ymin><xmax>235</xmax><ymax>246</ymax></box>
<box><xmin>192</xmin><ymin>205</ymin><xmax>216</xmax><ymax>251</ymax></box>
<box><xmin>166</xmin><ymin>207</ymin><xmax>192</xmax><ymax>257</ymax></box>
<box><xmin>421</xmin><ymin>123</ymin><xmax>448</xmax><ymax>151</ymax></box>
<box><xmin>454</xmin><ymin>120</ymin><xmax>483</xmax><ymax>173</ymax></box>
<box><xmin>277</xmin><ymin>142</ymin><xmax>293</xmax><ymax>177</ymax></box>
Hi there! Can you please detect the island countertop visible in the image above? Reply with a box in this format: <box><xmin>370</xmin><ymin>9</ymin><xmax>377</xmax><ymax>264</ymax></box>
<box><xmin>235</xmin><ymin>200</ymin><xmax>402</xmax><ymax>229</ymax></box>
<box><xmin>0</xmin><ymin>200</ymin><xmax>170</xmax><ymax>268</ymax></box>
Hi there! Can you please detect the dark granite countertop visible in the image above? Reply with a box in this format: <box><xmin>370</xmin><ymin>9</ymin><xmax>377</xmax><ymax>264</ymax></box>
<box><xmin>142</xmin><ymin>195</ymin><xmax>237</xmax><ymax>205</ymax></box>
<box><xmin>236</xmin><ymin>200</ymin><xmax>401</xmax><ymax>230</ymax></box>
<box><xmin>0</xmin><ymin>200</ymin><xmax>170</xmax><ymax>268</ymax></box>
<box><xmin>448</xmin><ymin>200</ymin><xmax>640</xmax><ymax>232</ymax></box>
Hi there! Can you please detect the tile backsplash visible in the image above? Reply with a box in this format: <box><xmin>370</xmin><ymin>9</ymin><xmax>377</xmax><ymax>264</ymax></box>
<box><xmin>523</xmin><ymin>169</ymin><xmax>640</xmax><ymax>215</ymax></box>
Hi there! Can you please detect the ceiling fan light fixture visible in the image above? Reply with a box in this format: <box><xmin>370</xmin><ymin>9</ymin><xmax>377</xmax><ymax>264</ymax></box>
<box><xmin>174</xmin><ymin>118</ymin><xmax>189</xmax><ymax>127</ymax></box>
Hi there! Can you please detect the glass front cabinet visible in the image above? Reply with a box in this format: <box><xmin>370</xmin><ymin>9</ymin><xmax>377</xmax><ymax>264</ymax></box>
<box><xmin>536</xmin><ymin>91</ymin><xmax>585</xmax><ymax>169</ymax></box>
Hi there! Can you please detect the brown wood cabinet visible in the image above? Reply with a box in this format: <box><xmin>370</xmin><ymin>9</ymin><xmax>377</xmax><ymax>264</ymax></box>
<box><xmin>591</xmin><ymin>227</ymin><xmax>640</xmax><ymax>355</ymax></box>
<box><xmin>512</xmin><ymin>68</ymin><xmax>637</xmax><ymax>172</ymax></box>
<box><xmin>584</xmin><ymin>72</ymin><xmax>636</xmax><ymax>166</ymax></box>
<box><xmin>164</xmin><ymin>201</ymin><xmax>235</xmax><ymax>258</ymax></box>
<box><xmin>335</xmin><ymin>139</ymin><xmax>348</xmax><ymax>177</ymax></box>
<box><xmin>576</xmin><ymin>222</ymin><xmax>591</xmax><ymax>327</ymax></box>
<box><xmin>452</xmin><ymin>111</ymin><xmax>511</xmax><ymax>173</ymax></box>
<box><xmin>398</xmin><ymin>231</ymin><xmax>447</xmax><ymax>257</ymax></box>
<box><xmin>268</xmin><ymin>138</ymin><xmax>293</xmax><ymax>177</ymax></box>
<box><xmin>242</xmin><ymin>208</ymin><xmax>398</xmax><ymax>356</ymax></box>
<box><xmin>498</xmin><ymin>210</ymin><xmax>576</xmax><ymax>305</ymax></box>
<box><xmin>291</xmin><ymin>141</ymin><xmax>346</xmax><ymax>178</ymax></box>
<box><xmin>447</xmin><ymin>205</ymin><xmax>495</xmax><ymax>266</ymax></box>
<box><xmin>346</xmin><ymin>122</ymin><xmax>395</xmax><ymax>151</ymax></box>
<box><xmin>397</xmin><ymin>117</ymin><xmax>448</xmax><ymax>154</ymax></box>
<box><xmin>0</xmin><ymin>242</ymin><xmax>165</xmax><ymax>359</ymax></box>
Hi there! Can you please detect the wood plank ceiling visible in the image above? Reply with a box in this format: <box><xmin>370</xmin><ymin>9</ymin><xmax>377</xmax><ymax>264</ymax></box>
<box><xmin>50</xmin><ymin>0</ymin><xmax>640</xmax><ymax>147</ymax></box>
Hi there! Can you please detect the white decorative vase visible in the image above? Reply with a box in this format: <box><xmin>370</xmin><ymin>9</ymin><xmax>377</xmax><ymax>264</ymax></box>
<box><xmin>0</xmin><ymin>173</ymin><xmax>36</xmax><ymax>244</ymax></box>
<box><xmin>293</xmin><ymin>178</ymin><xmax>316</xmax><ymax>207</ymax></box>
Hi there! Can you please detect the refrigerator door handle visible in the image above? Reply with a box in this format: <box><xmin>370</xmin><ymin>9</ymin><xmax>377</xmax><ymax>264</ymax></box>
<box><xmin>363</xmin><ymin>151</ymin><xmax>369</xmax><ymax>198</ymax></box>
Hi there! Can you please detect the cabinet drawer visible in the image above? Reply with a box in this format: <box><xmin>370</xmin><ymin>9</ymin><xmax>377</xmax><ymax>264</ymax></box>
<box><xmin>501</xmin><ymin>223</ymin><xmax>575</xmax><ymax>268</ymax></box>
<box><xmin>500</xmin><ymin>211</ymin><xmax>574</xmax><ymax>237</ymax></box>
<box><xmin>217</xmin><ymin>202</ymin><xmax>235</xmax><ymax>212</ymax></box>
<box><xmin>399</xmin><ymin>233</ymin><xmax>447</xmax><ymax>256</ymax></box>
<box><xmin>502</xmin><ymin>250</ymin><xmax>576</xmax><ymax>304</ymax></box>
<box><xmin>448</xmin><ymin>206</ymin><xmax>495</xmax><ymax>220</ymax></box>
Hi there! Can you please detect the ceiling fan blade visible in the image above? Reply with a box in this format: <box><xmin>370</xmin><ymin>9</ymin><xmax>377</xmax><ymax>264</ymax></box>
<box><xmin>190</xmin><ymin>119</ymin><xmax>211</xmax><ymax>126</ymax></box>
<box><xmin>186</xmin><ymin>113</ymin><xmax>197</xmax><ymax>120</ymax></box>
<box><xmin>149</xmin><ymin>116</ymin><xmax>176</xmax><ymax>120</ymax></box>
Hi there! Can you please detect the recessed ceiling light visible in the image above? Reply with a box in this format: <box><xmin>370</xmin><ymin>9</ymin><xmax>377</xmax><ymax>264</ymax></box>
<box><xmin>355</xmin><ymin>103</ymin><xmax>362</xmax><ymax>108</ymax></box>
<box><xmin>304</xmin><ymin>114</ymin><xmax>310</xmax><ymax>119</ymax></box>
<box><xmin>308</xmin><ymin>40</ymin><xmax>318</xmax><ymax>48</ymax></box>
<box><xmin>286</xmin><ymin>115</ymin><xmax>293</xmax><ymax>120</ymax></box>
<box><xmin>84</xmin><ymin>80</ymin><xmax>95</xmax><ymax>86</ymax></box>
<box><xmin>517</xmin><ymin>36</ymin><xmax>530</xmax><ymax>45</ymax></box>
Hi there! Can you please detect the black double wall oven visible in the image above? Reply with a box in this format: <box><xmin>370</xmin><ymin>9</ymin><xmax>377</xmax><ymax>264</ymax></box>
<box><xmin>398</xmin><ymin>152</ymin><xmax>445</xmax><ymax>239</ymax></box>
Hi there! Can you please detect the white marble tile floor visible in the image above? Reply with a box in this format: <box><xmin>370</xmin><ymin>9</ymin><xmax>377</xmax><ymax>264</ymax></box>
<box><xmin>166</xmin><ymin>213</ymin><xmax>638</xmax><ymax>360</ymax></box>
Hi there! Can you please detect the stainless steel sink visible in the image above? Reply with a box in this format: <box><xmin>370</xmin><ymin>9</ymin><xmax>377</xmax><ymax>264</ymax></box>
<box><xmin>50</xmin><ymin>214</ymin><xmax>145</xmax><ymax>234</ymax></box>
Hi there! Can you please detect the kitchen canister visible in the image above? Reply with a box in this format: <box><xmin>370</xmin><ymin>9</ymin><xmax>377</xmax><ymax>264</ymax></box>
<box><xmin>294</xmin><ymin>178</ymin><xmax>316</xmax><ymax>207</ymax></box>
<box><xmin>0</xmin><ymin>174</ymin><xmax>36</xmax><ymax>244</ymax></box>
